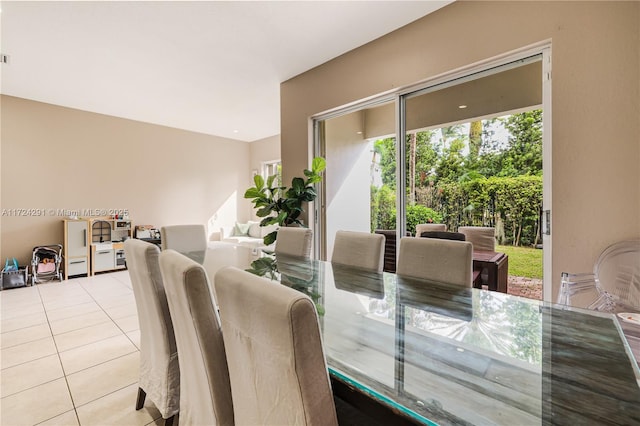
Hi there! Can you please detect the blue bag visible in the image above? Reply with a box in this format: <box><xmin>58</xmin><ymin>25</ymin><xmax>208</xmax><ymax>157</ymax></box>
<box><xmin>4</xmin><ymin>258</ymin><xmax>19</xmax><ymax>272</ymax></box>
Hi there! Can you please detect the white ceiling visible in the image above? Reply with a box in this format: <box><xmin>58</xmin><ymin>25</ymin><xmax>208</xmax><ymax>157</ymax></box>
<box><xmin>0</xmin><ymin>1</ymin><xmax>452</xmax><ymax>142</ymax></box>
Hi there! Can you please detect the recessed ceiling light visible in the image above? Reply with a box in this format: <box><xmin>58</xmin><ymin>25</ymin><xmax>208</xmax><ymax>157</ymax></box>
<box><xmin>233</xmin><ymin>130</ymin><xmax>239</xmax><ymax>133</ymax></box>
<box><xmin>458</xmin><ymin>105</ymin><xmax>467</xmax><ymax>109</ymax></box>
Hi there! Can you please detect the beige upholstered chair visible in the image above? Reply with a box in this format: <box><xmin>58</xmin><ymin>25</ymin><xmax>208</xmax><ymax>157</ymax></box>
<box><xmin>458</xmin><ymin>226</ymin><xmax>496</xmax><ymax>252</ymax></box>
<box><xmin>158</xmin><ymin>250</ymin><xmax>234</xmax><ymax>426</ymax></box>
<box><xmin>331</xmin><ymin>230</ymin><xmax>385</xmax><ymax>272</ymax></box>
<box><xmin>274</xmin><ymin>227</ymin><xmax>313</xmax><ymax>259</ymax></box>
<box><xmin>124</xmin><ymin>239</ymin><xmax>179</xmax><ymax>425</ymax></box>
<box><xmin>397</xmin><ymin>237</ymin><xmax>474</xmax><ymax>287</ymax></box>
<box><xmin>415</xmin><ymin>223</ymin><xmax>447</xmax><ymax>236</ymax></box>
<box><xmin>160</xmin><ymin>224</ymin><xmax>207</xmax><ymax>252</ymax></box>
<box><xmin>214</xmin><ymin>266</ymin><xmax>338</xmax><ymax>426</ymax></box>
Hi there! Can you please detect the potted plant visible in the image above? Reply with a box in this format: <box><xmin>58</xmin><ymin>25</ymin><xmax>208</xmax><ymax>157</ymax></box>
<box><xmin>243</xmin><ymin>156</ymin><xmax>326</xmax><ymax>246</ymax></box>
<box><xmin>243</xmin><ymin>157</ymin><xmax>326</xmax><ymax>314</ymax></box>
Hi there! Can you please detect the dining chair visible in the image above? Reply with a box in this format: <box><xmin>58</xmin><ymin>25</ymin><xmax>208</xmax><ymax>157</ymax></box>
<box><xmin>419</xmin><ymin>230</ymin><xmax>466</xmax><ymax>241</ymax></box>
<box><xmin>160</xmin><ymin>224</ymin><xmax>207</xmax><ymax>252</ymax></box>
<box><xmin>415</xmin><ymin>223</ymin><xmax>447</xmax><ymax>236</ymax></box>
<box><xmin>558</xmin><ymin>239</ymin><xmax>640</xmax><ymax>312</ymax></box>
<box><xmin>123</xmin><ymin>239</ymin><xmax>179</xmax><ymax>426</ymax></box>
<box><xmin>331</xmin><ymin>230</ymin><xmax>385</xmax><ymax>272</ymax></box>
<box><xmin>274</xmin><ymin>226</ymin><xmax>313</xmax><ymax>259</ymax></box>
<box><xmin>214</xmin><ymin>266</ymin><xmax>338</xmax><ymax>426</ymax></box>
<box><xmin>397</xmin><ymin>237</ymin><xmax>474</xmax><ymax>287</ymax></box>
<box><xmin>419</xmin><ymin>231</ymin><xmax>481</xmax><ymax>286</ymax></box>
<box><xmin>374</xmin><ymin>230</ymin><xmax>412</xmax><ymax>273</ymax></box>
<box><xmin>458</xmin><ymin>226</ymin><xmax>496</xmax><ymax>251</ymax></box>
<box><xmin>158</xmin><ymin>250</ymin><xmax>234</xmax><ymax>426</ymax></box>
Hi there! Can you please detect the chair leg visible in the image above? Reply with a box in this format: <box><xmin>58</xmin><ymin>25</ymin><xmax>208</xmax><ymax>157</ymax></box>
<box><xmin>135</xmin><ymin>387</ymin><xmax>146</xmax><ymax>410</ymax></box>
<box><xmin>165</xmin><ymin>415</ymin><xmax>175</xmax><ymax>426</ymax></box>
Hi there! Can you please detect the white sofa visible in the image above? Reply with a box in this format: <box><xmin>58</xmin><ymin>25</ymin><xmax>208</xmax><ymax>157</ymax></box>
<box><xmin>220</xmin><ymin>221</ymin><xmax>278</xmax><ymax>249</ymax></box>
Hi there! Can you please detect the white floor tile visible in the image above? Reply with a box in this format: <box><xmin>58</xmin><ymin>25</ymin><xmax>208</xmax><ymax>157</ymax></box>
<box><xmin>76</xmin><ymin>383</ymin><xmax>161</xmax><ymax>426</ymax></box>
<box><xmin>45</xmin><ymin>301</ymin><xmax>102</xmax><ymax>322</ymax></box>
<box><xmin>0</xmin><ymin>270</ymin><xmax>152</xmax><ymax>426</ymax></box>
<box><xmin>0</xmin><ymin>300</ymin><xmax>45</xmax><ymax>321</ymax></box>
<box><xmin>112</xmin><ymin>314</ymin><xmax>140</xmax><ymax>333</ymax></box>
<box><xmin>1</xmin><ymin>336</ymin><xmax>57</xmax><ymax>369</ymax></box>
<box><xmin>49</xmin><ymin>310</ymin><xmax>112</xmax><ymax>335</ymax></box>
<box><xmin>66</xmin><ymin>352</ymin><xmax>139</xmax><ymax>407</ymax></box>
<box><xmin>1</xmin><ymin>311</ymin><xmax>48</xmax><ymax>333</ymax></box>
<box><xmin>126</xmin><ymin>330</ymin><xmax>141</xmax><ymax>350</ymax></box>
<box><xmin>1</xmin><ymin>322</ymin><xmax>52</xmax><ymax>349</ymax></box>
<box><xmin>0</xmin><ymin>378</ymin><xmax>74</xmax><ymax>426</ymax></box>
<box><xmin>59</xmin><ymin>334</ymin><xmax>138</xmax><ymax>374</ymax></box>
<box><xmin>103</xmin><ymin>301</ymin><xmax>138</xmax><ymax>319</ymax></box>
<box><xmin>54</xmin><ymin>321</ymin><xmax>124</xmax><ymax>353</ymax></box>
<box><xmin>0</xmin><ymin>354</ymin><xmax>64</xmax><ymax>397</ymax></box>
<box><xmin>37</xmin><ymin>410</ymin><xmax>80</xmax><ymax>426</ymax></box>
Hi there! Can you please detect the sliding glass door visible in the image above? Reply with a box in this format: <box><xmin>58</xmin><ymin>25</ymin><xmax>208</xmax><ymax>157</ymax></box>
<box><xmin>314</xmin><ymin>100</ymin><xmax>395</xmax><ymax>260</ymax></box>
<box><xmin>314</xmin><ymin>46</ymin><xmax>551</xmax><ymax>300</ymax></box>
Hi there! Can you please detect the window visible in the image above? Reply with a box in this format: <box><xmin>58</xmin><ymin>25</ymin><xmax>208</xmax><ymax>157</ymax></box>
<box><xmin>262</xmin><ymin>160</ymin><xmax>281</xmax><ymax>186</ymax></box>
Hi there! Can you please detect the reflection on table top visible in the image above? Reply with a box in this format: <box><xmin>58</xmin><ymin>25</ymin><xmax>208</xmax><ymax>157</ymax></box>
<box><xmin>182</xmin><ymin>243</ymin><xmax>640</xmax><ymax>425</ymax></box>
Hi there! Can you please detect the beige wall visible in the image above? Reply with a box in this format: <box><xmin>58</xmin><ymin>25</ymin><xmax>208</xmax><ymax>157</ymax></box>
<box><xmin>281</xmin><ymin>1</ymin><xmax>640</xmax><ymax>300</ymax></box>
<box><xmin>1</xmin><ymin>95</ymin><xmax>252</xmax><ymax>265</ymax></box>
<box><xmin>249</xmin><ymin>134</ymin><xmax>280</xmax><ymax>177</ymax></box>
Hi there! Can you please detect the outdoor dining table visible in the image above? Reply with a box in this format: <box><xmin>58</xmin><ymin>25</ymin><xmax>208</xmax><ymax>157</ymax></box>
<box><xmin>181</xmin><ymin>242</ymin><xmax>640</xmax><ymax>425</ymax></box>
<box><xmin>473</xmin><ymin>250</ymin><xmax>509</xmax><ymax>293</ymax></box>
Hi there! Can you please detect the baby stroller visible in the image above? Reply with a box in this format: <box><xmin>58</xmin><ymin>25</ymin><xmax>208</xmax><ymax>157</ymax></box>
<box><xmin>31</xmin><ymin>244</ymin><xmax>63</xmax><ymax>284</ymax></box>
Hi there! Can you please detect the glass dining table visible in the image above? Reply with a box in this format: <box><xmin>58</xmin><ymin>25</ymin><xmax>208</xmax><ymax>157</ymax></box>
<box><xmin>182</xmin><ymin>242</ymin><xmax>640</xmax><ymax>425</ymax></box>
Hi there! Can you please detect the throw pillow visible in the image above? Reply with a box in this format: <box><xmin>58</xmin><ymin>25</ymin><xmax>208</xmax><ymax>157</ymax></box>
<box><xmin>247</xmin><ymin>221</ymin><xmax>261</xmax><ymax>238</ymax></box>
<box><xmin>233</xmin><ymin>222</ymin><xmax>250</xmax><ymax>236</ymax></box>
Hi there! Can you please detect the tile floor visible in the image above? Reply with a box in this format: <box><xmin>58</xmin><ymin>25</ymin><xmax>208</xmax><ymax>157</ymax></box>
<box><xmin>1</xmin><ymin>271</ymin><xmax>163</xmax><ymax>426</ymax></box>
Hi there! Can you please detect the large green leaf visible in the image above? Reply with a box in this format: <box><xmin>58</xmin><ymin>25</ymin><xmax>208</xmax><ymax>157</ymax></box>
<box><xmin>263</xmin><ymin>231</ymin><xmax>278</xmax><ymax>246</ymax></box>
<box><xmin>276</xmin><ymin>211</ymin><xmax>288</xmax><ymax>224</ymax></box>
<box><xmin>244</xmin><ymin>187</ymin><xmax>264</xmax><ymax>199</ymax></box>
<box><xmin>291</xmin><ymin>177</ymin><xmax>305</xmax><ymax>194</ymax></box>
<box><xmin>260</xmin><ymin>217</ymin><xmax>278</xmax><ymax>226</ymax></box>
<box><xmin>257</xmin><ymin>206</ymin><xmax>275</xmax><ymax>217</ymax></box>
<box><xmin>312</xmin><ymin>156</ymin><xmax>326</xmax><ymax>173</ymax></box>
<box><xmin>253</xmin><ymin>174</ymin><xmax>265</xmax><ymax>190</ymax></box>
<box><xmin>266</xmin><ymin>174</ymin><xmax>277</xmax><ymax>188</ymax></box>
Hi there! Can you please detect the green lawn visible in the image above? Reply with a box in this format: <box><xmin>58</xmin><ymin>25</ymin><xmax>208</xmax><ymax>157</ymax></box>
<box><xmin>497</xmin><ymin>245</ymin><xmax>543</xmax><ymax>279</ymax></box>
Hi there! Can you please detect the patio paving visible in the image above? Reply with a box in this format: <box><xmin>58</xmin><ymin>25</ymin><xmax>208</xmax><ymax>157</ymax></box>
<box><xmin>507</xmin><ymin>276</ymin><xmax>542</xmax><ymax>300</ymax></box>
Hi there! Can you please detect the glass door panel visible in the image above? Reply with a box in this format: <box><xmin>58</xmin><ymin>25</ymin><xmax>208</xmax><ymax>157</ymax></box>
<box><xmin>401</xmin><ymin>56</ymin><xmax>544</xmax><ymax>296</ymax></box>
<box><xmin>317</xmin><ymin>100</ymin><xmax>395</xmax><ymax>261</ymax></box>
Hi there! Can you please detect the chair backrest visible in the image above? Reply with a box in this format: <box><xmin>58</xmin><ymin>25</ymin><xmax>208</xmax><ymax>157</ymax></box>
<box><xmin>375</xmin><ymin>230</ymin><xmax>397</xmax><ymax>273</ymax></box>
<box><xmin>214</xmin><ymin>266</ymin><xmax>338</xmax><ymax>426</ymax></box>
<box><xmin>420</xmin><ymin>231</ymin><xmax>466</xmax><ymax>241</ymax></box>
<box><xmin>274</xmin><ymin>227</ymin><xmax>313</xmax><ymax>259</ymax></box>
<box><xmin>397</xmin><ymin>237</ymin><xmax>473</xmax><ymax>287</ymax></box>
<box><xmin>594</xmin><ymin>239</ymin><xmax>640</xmax><ymax>310</ymax></box>
<box><xmin>124</xmin><ymin>239</ymin><xmax>180</xmax><ymax>419</ymax></box>
<box><xmin>331</xmin><ymin>230</ymin><xmax>385</xmax><ymax>272</ymax></box>
<box><xmin>458</xmin><ymin>226</ymin><xmax>496</xmax><ymax>251</ymax></box>
<box><xmin>160</xmin><ymin>224</ymin><xmax>207</xmax><ymax>252</ymax></box>
<box><xmin>158</xmin><ymin>250</ymin><xmax>234</xmax><ymax>426</ymax></box>
<box><xmin>416</xmin><ymin>223</ymin><xmax>447</xmax><ymax>236</ymax></box>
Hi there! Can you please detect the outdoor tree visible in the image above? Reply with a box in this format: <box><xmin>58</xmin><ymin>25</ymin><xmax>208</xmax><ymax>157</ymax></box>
<box><xmin>499</xmin><ymin>110</ymin><xmax>543</xmax><ymax>177</ymax></box>
<box><xmin>468</xmin><ymin>120</ymin><xmax>483</xmax><ymax>167</ymax></box>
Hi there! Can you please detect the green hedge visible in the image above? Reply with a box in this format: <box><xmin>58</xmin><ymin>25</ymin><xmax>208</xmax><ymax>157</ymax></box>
<box><xmin>372</xmin><ymin>175</ymin><xmax>542</xmax><ymax>246</ymax></box>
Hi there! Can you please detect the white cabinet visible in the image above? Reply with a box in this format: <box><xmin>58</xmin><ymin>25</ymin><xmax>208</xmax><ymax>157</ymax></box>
<box><xmin>63</xmin><ymin>219</ymin><xmax>89</xmax><ymax>279</ymax></box>
<box><xmin>93</xmin><ymin>248</ymin><xmax>115</xmax><ymax>272</ymax></box>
